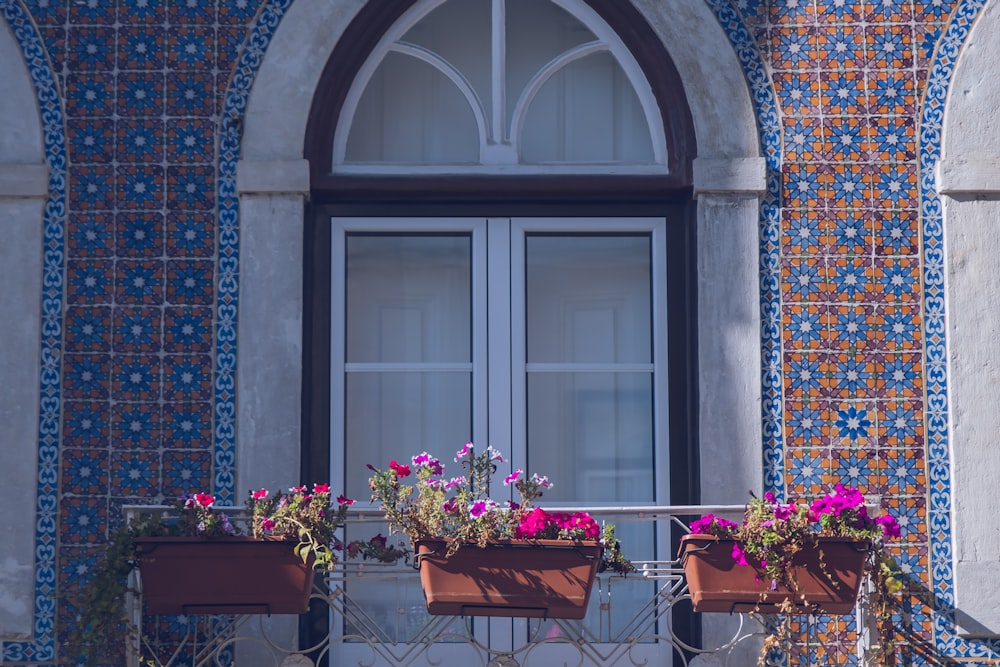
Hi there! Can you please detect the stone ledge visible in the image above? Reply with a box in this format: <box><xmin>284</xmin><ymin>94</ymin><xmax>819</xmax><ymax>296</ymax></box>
<box><xmin>937</xmin><ymin>158</ymin><xmax>1000</xmax><ymax>195</ymax></box>
<box><xmin>692</xmin><ymin>157</ymin><xmax>766</xmax><ymax>196</ymax></box>
<box><xmin>0</xmin><ymin>164</ymin><xmax>47</xmax><ymax>198</ymax></box>
<box><xmin>236</xmin><ymin>159</ymin><xmax>310</xmax><ymax>195</ymax></box>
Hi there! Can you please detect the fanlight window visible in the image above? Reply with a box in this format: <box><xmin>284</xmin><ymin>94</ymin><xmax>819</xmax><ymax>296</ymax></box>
<box><xmin>334</xmin><ymin>0</ymin><xmax>666</xmax><ymax>173</ymax></box>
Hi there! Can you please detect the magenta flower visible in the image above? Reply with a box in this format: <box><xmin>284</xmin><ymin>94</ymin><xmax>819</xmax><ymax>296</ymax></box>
<box><xmin>313</xmin><ymin>483</ymin><xmax>330</xmax><ymax>494</ymax></box>
<box><xmin>337</xmin><ymin>494</ymin><xmax>355</xmax><ymax>505</ymax></box>
<box><xmin>531</xmin><ymin>473</ymin><xmax>552</xmax><ymax>489</ymax></box>
<box><xmin>194</xmin><ymin>493</ymin><xmax>214</xmax><ymax>508</ymax></box>
<box><xmin>454</xmin><ymin>442</ymin><xmax>473</xmax><ymax>461</ymax></box>
<box><xmin>444</xmin><ymin>476</ymin><xmax>465</xmax><ymax>490</ymax></box>
<box><xmin>251</xmin><ymin>488</ymin><xmax>268</xmax><ymax>500</ymax></box>
<box><xmin>504</xmin><ymin>469</ymin><xmax>522</xmax><ymax>486</ymax></box>
<box><xmin>731</xmin><ymin>542</ymin><xmax>749</xmax><ymax>566</ymax></box>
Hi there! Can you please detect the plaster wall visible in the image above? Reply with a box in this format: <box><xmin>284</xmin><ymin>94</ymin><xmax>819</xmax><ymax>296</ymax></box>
<box><xmin>0</xmin><ymin>17</ymin><xmax>45</xmax><ymax>641</ymax></box>
<box><xmin>942</xmin><ymin>0</ymin><xmax>1000</xmax><ymax>635</ymax></box>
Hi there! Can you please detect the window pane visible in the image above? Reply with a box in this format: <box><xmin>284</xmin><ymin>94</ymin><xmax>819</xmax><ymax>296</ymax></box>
<box><xmin>526</xmin><ymin>372</ymin><xmax>653</xmax><ymax>503</ymax></box>
<box><xmin>346</xmin><ymin>234</ymin><xmax>471</xmax><ymax>363</ymax></box>
<box><xmin>526</xmin><ymin>235</ymin><xmax>651</xmax><ymax>363</ymax></box>
<box><xmin>345</xmin><ymin>371</ymin><xmax>471</xmax><ymax>499</ymax></box>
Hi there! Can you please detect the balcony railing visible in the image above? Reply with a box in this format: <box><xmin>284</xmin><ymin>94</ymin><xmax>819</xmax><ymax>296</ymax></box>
<box><xmin>123</xmin><ymin>504</ymin><xmax>879</xmax><ymax>667</ymax></box>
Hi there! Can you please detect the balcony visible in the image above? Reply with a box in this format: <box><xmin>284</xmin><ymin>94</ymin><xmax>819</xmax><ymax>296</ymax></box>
<box><xmin>123</xmin><ymin>505</ymin><xmax>881</xmax><ymax>667</ymax></box>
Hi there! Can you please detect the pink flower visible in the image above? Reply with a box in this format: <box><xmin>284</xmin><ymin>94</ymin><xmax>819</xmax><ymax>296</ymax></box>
<box><xmin>194</xmin><ymin>493</ymin><xmax>214</xmax><ymax>508</ymax></box>
<box><xmin>731</xmin><ymin>543</ymin><xmax>750</xmax><ymax>567</ymax></box>
<box><xmin>531</xmin><ymin>473</ymin><xmax>551</xmax><ymax>489</ymax></box>
<box><xmin>261</xmin><ymin>517</ymin><xmax>275</xmax><ymax>531</ymax></box>
<box><xmin>454</xmin><ymin>442</ymin><xmax>473</xmax><ymax>461</ymax></box>
<box><xmin>445</xmin><ymin>476</ymin><xmax>465</xmax><ymax>490</ymax></box>
<box><xmin>469</xmin><ymin>500</ymin><xmax>493</xmax><ymax>518</ymax></box>
<box><xmin>442</xmin><ymin>498</ymin><xmax>459</xmax><ymax>514</ymax></box>
<box><xmin>389</xmin><ymin>460</ymin><xmax>411</xmax><ymax>478</ymax></box>
<box><xmin>877</xmin><ymin>514</ymin><xmax>901</xmax><ymax>539</ymax></box>
<box><xmin>337</xmin><ymin>494</ymin><xmax>355</xmax><ymax>505</ymax></box>
<box><xmin>184</xmin><ymin>497</ymin><xmax>196</xmax><ymax>509</ymax></box>
<box><xmin>313</xmin><ymin>483</ymin><xmax>330</xmax><ymax>494</ymax></box>
<box><xmin>251</xmin><ymin>488</ymin><xmax>268</xmax><ymax>500</ymax></box>
<box><xmin>290</xmin><ymin>485</ymin><xmax>307</xmax><ymax>493</ymax></box>
<box><xmin>504</xmin><ymin>469</ymin><xmax>522</xmax><ymax>486</ymax></box>
<box><xmin>369</xmin><ymin>533</ymin><xmax>387</xmax><ymax>548</ymax></box>
<box><xmin>487</xmin><ymin>446</ymin><xmax>504</xmax><ymax>463</ymax></box>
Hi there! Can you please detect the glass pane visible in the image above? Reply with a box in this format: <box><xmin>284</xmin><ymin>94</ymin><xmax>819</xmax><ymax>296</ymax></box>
<box><xmin>345</xmin><ymin>371</ymin><xmax>471</xmax><ymax>499</ymax></box>
<box><xmin>526</xmin><ymin>372</ymin><xmax>653</xmax><ymax>502</ymax></box>
<box><xmin>345</xmin><ymin>53</ymin><xmax>480</xmax><ymax>164</ymax></box>
<box><xmin>521</xmin><ymin>52</ymin><xmax>653</xmax><ymax>164</ymax></box>
<box><xmin>526</xmin><ymin>235</ymin><xmax>651</xmax><ymax>364</ymax></box>
<box><xmin>346</xmin><ymin>234</ymin><xmax>471</xmax><ymax>363</ymax></box>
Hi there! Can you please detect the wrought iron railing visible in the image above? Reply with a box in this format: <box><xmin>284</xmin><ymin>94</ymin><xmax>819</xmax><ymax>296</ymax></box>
<box><xmin>122</xmin><ymin>505</ymin><xmax>878</xmax><ymax>667</ymax></box>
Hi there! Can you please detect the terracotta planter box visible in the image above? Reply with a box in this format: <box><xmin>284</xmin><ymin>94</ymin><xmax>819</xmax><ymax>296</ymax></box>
<box><xmin>415</xmin><ymin>538</ymin><xmax>603</xmax><ymax>619</ymax></box>
<box><xmin>679</xmin><ymin>534</ymin><xmax>870</xmax><ymax>614</ymax></box>
<box><xmin>135</xmin><ymin>537</ymin><xmax>315</xmax><ymax>615</ymax></box>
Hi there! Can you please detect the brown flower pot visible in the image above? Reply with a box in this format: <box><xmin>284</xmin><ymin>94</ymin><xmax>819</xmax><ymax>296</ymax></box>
<box><xmin>135</xmin><ymin>537</ymin><xmax>315</xmax><ymax>615</ymax></box>
<box><xmin>414</xmin><ymin>538</ymin><xmax>603</xmax><ymax>619</ymax></box>
<box><xmin>679</xmin><ymin>534</ymin><xmax>870</xmax><ymax>614</ymax></box>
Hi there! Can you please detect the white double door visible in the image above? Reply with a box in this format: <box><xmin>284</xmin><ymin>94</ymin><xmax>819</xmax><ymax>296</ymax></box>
<box><xmin>328</xmin><ymin>216</ymin><xmax>673</xmax><ymax>666</ymax></box>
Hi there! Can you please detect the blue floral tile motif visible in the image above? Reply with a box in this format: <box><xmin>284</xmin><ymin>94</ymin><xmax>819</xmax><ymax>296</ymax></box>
<box><xmin>166</xmin><ymin>260</ymin><xmax>214</xmax><ymax>304</ymax></box>
<box><xmin>164</xmin><ymin>306</ymin><xmax>213</xmax><ymax>352</ymax></box>
<box><xmin>59</xmin><ymin>496</ymin><xmax>107</xmax><ymax>544</ymax></box>
<box><xmin>63</xmin><ymin>354</ymin><xmax>110</xmax><ymax>400</ymax></box>
<box><xmin>65</xmin><ymin>71</ymin><xmax>114</xmax><ymax>116</ymax></box>
<box><xmin>110</xmin><ymin>449</ymin><xmax>159</xmax><ymax>497</ymax></box>
<box><xmin>161</xmin><ymin>449</ymin><xmax>212</xmax><ymax>499</ymax></box>
<box><xmin>114</xmin><ymin>259</ymin><xmax>164</xmax><ymax>305</ymax></box>
<box><xmin>62</xmin><ymin>448</ymin><xmax>109</xmax><ymax>496</ymax></box>
<box><xmin>116</xmin><ymin>70</ymin><xmax>165</xmax><ymax>116</ymax></box>
<box><xmin>166</xmin><ymin>211</ymin><xmax>215</xmax><ymax>256</ymax></box>
<box><xmin>112</xmin><ymin>306</ymin><xmax>162</xmax><ymax>352</ymax></box>
<box><xmin>166</xmin><ymin>70</ymin><xmax>216</xmax><ymax>116</ymax></box>
<box><xmin>63</xmin><ymin>401</ymin><xmax>110</xmax><ymax>448</ymax></box>
<box><xmin>111</xmin><ymin>401</ymin><xmax>160</xmax><ymax>449</ymax></box>
<box><xmin>166</xmin><ymin>26</ymin><xmax>215</xmax><ymax>69</ymax></box>
<box><xmin>116</xmin><ymin>211</ymin><xmax>165</xmax><ymax>256</ymax></box>
<box><xmin>166</xmin><ymin>165</ymin><xmax>216</xmax><ymax>210</ymax></box>
<box><xmin>162</xmin><ymin>354</ymin><xmax>212</xmax><ymax>401</ymax></box>
<box><xmin>67</xmin><ymin>212</ymin><xmax>114</xmax><ymax>257</ymax></box>
<box><xmin>115</xmin><ymin>118</ymin><xmax>165</xmax><ymax>164</ymax></box>
<box><xmin>67</xmin><ymin>118</ymin><xmax>114</xmax><ymax>165</ymax></box>
<box><xmin>111</xmin><ymin>355</ymin><xmax>161</xmax><ymax>401</ymax></box>
<box><xmin>163</xmin><ymin>402</ymin><xmax>212</xmax><ymax>447</ymax></box>
<box><xmin>834</xmin><ymin>405</ymin><xmax>871</xmax><ymax>441</ymax></box>
<box><xmin>64</xmin><ymin>306</ymin><xmax>111</xmax><ymax>352</ymax></box>
<box><xmin>117</xmin><ymin>23</ymin><xmax>165</xmax><ymax>70</ymax></box>
<box><xmin>65</xmin><ymin>26</ymin><xmax>115</xmax><ymax>70</ymax></box>
<box><xmin>116</xmin><ymin>164</ymin><xmax>165</xmax><ymax>209</ymax></box>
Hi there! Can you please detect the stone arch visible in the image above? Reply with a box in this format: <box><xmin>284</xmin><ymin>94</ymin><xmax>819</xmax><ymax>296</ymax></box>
<box><xmin>939</xmin><ymin>0</ymin><xmax>1000</xmax><ymax>638</ymax></box>
<box><xmin>236</xmin><ymin>0</ymin><xmax>766</xmax><ymax>512</ymax></box>
<box><xmin>0</xmin><ymin>13</ymin><xmax>48</xmax><ymax>643</ymax></box>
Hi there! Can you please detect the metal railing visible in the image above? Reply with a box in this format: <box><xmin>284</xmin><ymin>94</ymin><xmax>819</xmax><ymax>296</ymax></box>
<box><xmin>122</xmin><ymin>504</ymin><xmax>874</xmax><ymax>667</ymax></box>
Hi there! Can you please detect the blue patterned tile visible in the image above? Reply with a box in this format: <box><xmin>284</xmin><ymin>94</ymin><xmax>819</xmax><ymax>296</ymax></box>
<box><xmin>65</xmin><ymin>71</ymin><xmax>114</xmax><ymax>117</ymax></box>
<box><xmin>62</xmin><ymin>448</ymin><xmax>109</xmax><ymax>496</ymax></box>
<box><xmin>167</xmin><ymin>0</ymin><xmax>216</xmax><ymax>25</ymax></box>
<box><xmin>110</xmin><ymin>449</ymin><xmax>159</xmax><ymax>497</ymax></box>
<box><xmin>874</xmin><ymin>256</ymin><xmax>921</xmax><ymax>302</ymax></box>
<box><xmin>64</xmin><ymin>306</ymin><xmax>111</xmax><ymax>352</ymax></box>
<box><xmin>67</xmin><ymin>0</ymin><xmax>115</xmax><ymax>25</ymax></box>
<box><xmin>162</xmin><ymin>402</ymin><xmax>212</xmax><ymax>447</ymax></box>
<box><xmin>166</xmin><ymin>211</ymin><xmax>215</xmax><ymax>256</ymax></box>
<box><xmin>826</xmin><ymin>255</ymin><xmax>873</xmax><ymax>302</ymax></box>
<box><xmin>114</xmin><ymin>259</ymin><xmax>164</xmax><ymax>304</ymax></box>
<box><xmin>112</xmin><ymin>306</ymin><xmax>162</xmax><ymax>353</ymax></box>
<box><xmin>165</xmin><ymin>70</ymin><xmax>216</xmax><ymax>116</ymax></box>
<box><xmin>162</xmin><ymin>354</ymin><xmax>213</xmax><ymax>401</ymax></box>
<box><xmin>785</xmin><ymin>400</ymin><xmax>830</xmax><ymax>448</ymax></box>
<box><xmin>68</xmin><ymin>165</ymin><xmax>115</xmax><ymax>209</ymax></box>
<box><xmin>59</xmin><ymin>496</ymin><xmax>107</xmax><ymax>544</ymax></box>
<box><xmin>783</xmin><ymin>351</ymin><xmax>826</xmax><ymax>396</ymax></box>
<box><xmin>166</xmin><ymin>165</ymin><xmax>216</xmax><ymax>210</ymax></box>
<box><xmin>166</xmin><ymin>260</ymin><xmax>214</xmax><ymax>305</ymax></box>
<box><xmin>781</xmin><ymin>255</ymin><xmax>826</xmax><ymax>302</ymax></box>
<box><xmin>110</xmin><ymin>355</ymin><xmax>162</xmax><ymax>401</ymax></box>
<box><xmin>117</xmin><ymin>23</ymin><xmax>165</xmax><ymax>70</ymax></box>
<box><xmin>67</xmin><ymin>212</ymin><xmax>114</xmax><ymax>258</ymax></box>
<box><xmin>165</xmin><ymin>118</ymin><xmax>215</xmax><ymax>164</ymax></box>
<box><xmin>63</xmin><ymin>401</ymin><xmax>110</xmax><ymax>448</ymax></box>
<box><xmin>218</xmin><ymin>0</ymin><xmax>262</xmax><ymax>24</ymax></box>
<box><xmin>875</xmin><ymin>352</ymin><xmax>922</xmax><ymax>399</ymax></box>
<box><xmin>782</xmin><ymin>303</ymin><xmax>827</xmax><ymax>350</ymax></box>
<box><xmin>163</xmin><ymin>306</ymin><xmax>213</xmax><ymax>353</ymax></box>
<box><xmin>117</xmin><ymin>0</ymin><xmax>166</xmax><ymax>24</ymax></box>
<box><xmin>160</xmin><ymin>450</ymin><xmax>212</xmax><ymax>499</ymax></box>
<box><xmin>116</xmin><ymin>70</ymin><xmax>166</xmax><ymax>116</ymax></box>
<box><xmin>66</xmin><ymin>260</ymin><xmax>114</xmax><ymax>304</ymax></box>
<box><xmin>115</xmin><ymin>118</ymin><xmax>164</xmax><ymax>164</ymax></box>
<box><xmin>116</xmin><ymin>164</ymin><xmax>165</xmax><ymax>209</ymax></box>
<box><xmin>875</xmin><ymin>303</ymin><xmax>922</xmax><ymax>350</ymax></box>
<box><xmin>67</xmin><ymin>118</ymin><xmax>114</xmax><ymax>165</ymax></box>
<box><xmin>116</xmin><ymin>211</ymin><xmax>164</xmax><ymax>257</ymax></box>
<box><xmin>166</xmin><ymin>25</ymin><xmax>215</xmax><ymax>70</ymax></box>
<box><xmin>111</xmin><ymin>401</ymin><xmax>160</xmax><ymax>449</ymax></box>
<box><xmin>63</xmin><ymin>354</ymin><xmax>111</xmax><ymax>400</ymax></box>
<box><xmin>833</xmin><ymin>404</ymin><xmax>872</xmax><ymax>442</ymax></box>
<box><xmin>65</xmin><ymin>26</ymin><xmax>115</xmax><ymax>70</ymax></box>
<box><xmin>828</xmin><ymin>303</ymin><xmax>876</xmax><ymax>351</ymax></box>
<box><xmin>826</xmin><ymin>351</ymin><xmax>877</xmax><ymax>398</ymax></box>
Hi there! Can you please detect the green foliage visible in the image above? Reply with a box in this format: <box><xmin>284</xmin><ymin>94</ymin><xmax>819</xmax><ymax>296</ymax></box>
<box><xmin>367</xmin><ymin>443</ymin><xmax>634</xmax><ymax>575</ymax></box>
